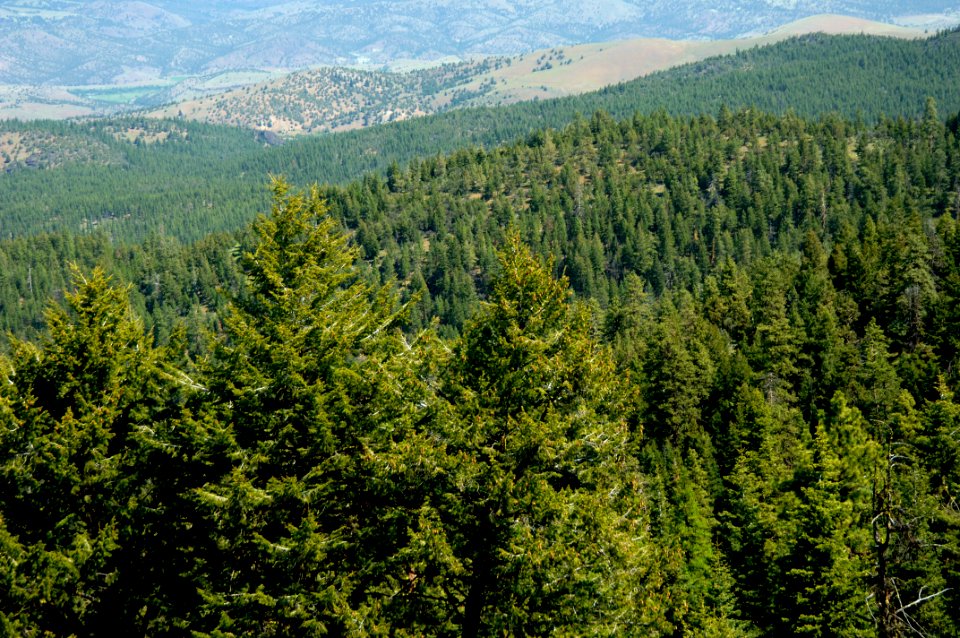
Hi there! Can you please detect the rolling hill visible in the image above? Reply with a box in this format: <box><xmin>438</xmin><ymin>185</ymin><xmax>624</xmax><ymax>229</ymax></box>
<box><xmin>2</xmin><ymin>2</ymin><xmax>958</xmax><ymax>122</ymax></box>
<box><xmin>4</xmin><ymin>28</ymin><xmax>960</xmax><ymax>245</ymax></box>
<box><xmin>145</xmin><ymin>15</ymin><xmax>925</xmax><ymax>137</ymax></box>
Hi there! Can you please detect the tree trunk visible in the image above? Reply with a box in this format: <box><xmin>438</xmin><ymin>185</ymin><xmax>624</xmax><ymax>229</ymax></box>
<box><xmin>462</xmin><ymin>552</ymin><xmax>492</xmax><ymax>638</ymax></box>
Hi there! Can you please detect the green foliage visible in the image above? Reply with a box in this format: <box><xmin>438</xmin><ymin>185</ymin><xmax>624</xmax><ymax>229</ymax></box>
<box><xmin>425</xmin><ymin>237</ymin><xmax>660</xmax><ymax>635</ymax></box>
<box><xmin>3</xmin><ymin>100</ymin><xmax>960</xmax><ymax>635</ymax></box>
<box><xmin>189</xmin><ymin>180</ymin><xmax>435</xmax><ymax>636</ymax></box>
<box><xmin>646</xmin><ymin>447</ymin><xmax>752</xmax><ymax>636</ymax></box>
<box><xmin>5</xmin><ymin>30</ymin><xmax>960</xmax><ymax>245</ymax></box>
<box><xmin>0</xmin><ymin>268</ymin><xmax>178</xmax><ymax>635</ymax></box>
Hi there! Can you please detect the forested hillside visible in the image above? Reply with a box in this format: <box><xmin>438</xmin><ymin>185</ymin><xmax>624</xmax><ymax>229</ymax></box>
<box><xmin>2</xmin><ymin>98</ymin><xmax>960</xmax><ymax>634</ymax></box>
<box><xmin>147</xmin><ymin>59</ymin><xmax>504</xmax><ymax>136</ymax></box>
<box><xmin>3</xmin><ymin>30</ymin><xmax>960</xmax><ymax>244</ymax></box>
<box><xmin>142</xmin><ymin>15</ymin><xmax>922</xmax><ymax>136</ymax></box>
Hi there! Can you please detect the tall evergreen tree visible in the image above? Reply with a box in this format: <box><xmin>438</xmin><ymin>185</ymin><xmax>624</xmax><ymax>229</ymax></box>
<box><xmin>425</xmin><ymin>236</ymin><xmax>663</xmax><ymax>636</ymax></box>
<box><xmin>189</xmin><ymin>180</ymin><xmax>433</xmax><ymax>636</ymax></box>
<box><xmin>0</xmin><ymin>268</ymin><xmax>170</xmax><ymax>635</ymax></box>
<box><xmin>776</xmin><ymin>420</ymin><xmax>872</xmax><ymax>637</ymax></box>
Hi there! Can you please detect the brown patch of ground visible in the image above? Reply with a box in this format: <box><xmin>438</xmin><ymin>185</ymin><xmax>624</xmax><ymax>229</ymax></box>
<box><xmin>113</xmin><ymin>126</ymin><xmax>183</xmax><ymax>144</ymax></box>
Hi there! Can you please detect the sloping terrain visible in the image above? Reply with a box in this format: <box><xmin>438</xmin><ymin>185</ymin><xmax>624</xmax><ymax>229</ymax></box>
<box><xmin>148</xmin><ymin>60</ymin><xmax>503</xmax><ymax>135</ymax></box>
<box><xmin>4</xmin><ymin>29</ymin><xmax>960</xmax><ymax>244</ymax></box>
<box><xmin>459</xmin><ymin>14</ymin><xmax>925</xmax><ymax>101</ymax></box>
<box><xmin>0</xmin><ymin>128</ymin><xmax>123</xmax><ymax>173</ymax></box>
<box><xmin>147</xmin><ymin>15</ymin><xmax>925</xmax><ymax>137</ymax></box>
<box><xmin>2</xmin><ymin>96</ymin><xmax>960</xmax><ymax>638</ymax></box>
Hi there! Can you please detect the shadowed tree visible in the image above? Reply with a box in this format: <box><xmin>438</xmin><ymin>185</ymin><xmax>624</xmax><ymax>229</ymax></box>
<box><xmin>426</xmin><ymin>236</ymin><xmax>665</xmax><ymax>636</ymax></box>
<box><xmin>0</xmin><ymin>267</ymin><xmax>178</xmax><ymax>636</ymax></box>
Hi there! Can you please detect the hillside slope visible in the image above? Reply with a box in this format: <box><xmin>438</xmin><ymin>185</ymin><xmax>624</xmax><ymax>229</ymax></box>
<box><xmin>4</xmin><ymin>30</ymin><xmax>960</xmax><ymax>245</ymax></box>
<box><xmin>2</xmin><ymin>103</ymin><xmax>960</xmax><ymax>638</ymax></box>
<box><xmin>146</xmin><ymin>15</ymin><xmax>924</xmax><ymax>136</ymax></box>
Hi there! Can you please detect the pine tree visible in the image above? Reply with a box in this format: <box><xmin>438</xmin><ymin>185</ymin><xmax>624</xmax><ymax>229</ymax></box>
<box><xmin>721</xmin><ymin>387</ymin><xmax>808</xmax><ymax>631</ymax></box>
<box><xmin>870</xmin><ymin>387</ymin><xmax>953</xmax><ymax>637</ymax></box>
<box><xmin>639</xmin><ymin>293</ymin><xmax>716</xmax><ymax>450</ymax></box>
<box><xmin>190</xmin><ymin>179</ymin><xmax>433</xmax><ymax>636</ymax></box>
<box><xmin>776</xmin><ymin>421</ymin><xmax>872</xmax><ymax>637</ymax></box>
<box><xmin>425</xmin><ymin>236</ymin><xmax>662</xmax><ymax>636</ymax></box>
<box><xmin>0</xmin><ymin>267</ymin><xmax>168</xmax><ymax>635</ymax></box>
<box><xmin>647</xmin><ymin>447</ymin><xmax>753</xmax><ymax>636</ymax></box>
<box><xmin>918</xmin><ymin>380</ymin><xmax>960</xmax><ymax>634</ymax></box>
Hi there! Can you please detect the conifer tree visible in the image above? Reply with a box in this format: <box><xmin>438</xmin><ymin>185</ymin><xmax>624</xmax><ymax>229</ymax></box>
<box><xmin>0</xmin><ymin>268</ymin><xmax>167</xmax><ymax>635</ymax></box>
<box><xmin>190</xmin><ymin>179</ymin><xmax>433</xmax><ymax>636</ymax></box>
<box><xmin>918</xmin><ymin>381</ymin><xmax>960</xmax><ymax>633</ymax></box>
<box><xmin>427</xmin><ymin>236</ymin><xmax>662</xmax><ymax>636</ymax></box>
<box><xmin>869</xmin><ymin>389</ymin><xmax>953</xmax><ymax>637</ymax></box>
<box><xmin>776</xmin><ymin>421</ymin><xmax>872</xmax><ymax>637</ymax></box>
<box><xmin>721</xmin><ymin>387</ymin><xmax>808</xmax><ymax>631</ymax></box>
<box><xmin>647</xmin><ymin>447</ymin><xmax>752</xmax><ymax>636</ymax></box>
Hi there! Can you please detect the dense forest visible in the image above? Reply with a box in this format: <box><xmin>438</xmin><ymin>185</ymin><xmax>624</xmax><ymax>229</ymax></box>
<box><xmin>3</xmin><ymin>29</ymin><xmax>960</xmax><ymax>243</ymax></box>
<box><xmin>2</xmin><ymin>93</ymin><xmax>960</xmax><ymax>635</ymax></box>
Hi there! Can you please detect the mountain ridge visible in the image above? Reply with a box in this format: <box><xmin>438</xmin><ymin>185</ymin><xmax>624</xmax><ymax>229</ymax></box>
<box><xmin>144</xmin><ymin>14</ymin><xmax>926</xmax><ymax>137</ymax></box>
<box><xmin>4</xmin><ymin>28</ymin><xmax>960</xmax><ymax>245</ymax></box>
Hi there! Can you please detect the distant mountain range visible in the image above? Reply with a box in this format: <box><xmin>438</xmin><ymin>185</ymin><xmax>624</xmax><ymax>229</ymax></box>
<box><xmin>1</xmin><ymin>1</ymin><xmax>959</xmax><ymax>87</ymax></box>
